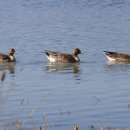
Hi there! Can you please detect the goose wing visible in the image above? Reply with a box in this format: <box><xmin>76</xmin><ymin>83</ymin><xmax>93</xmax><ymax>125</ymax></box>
<box><xmin>0</xmin><ymin>53</ymin><xmax>10</xmax><ymax>61</ymax></box>
<box><xmin>45</xmin><ymin>50</ymin><xmax>76</xmax><ymax>62</ymax></box>
<box><xmin>57</xmin><ymin>53</ymin><xmax>76</xmax><ymax>62</ymax></box>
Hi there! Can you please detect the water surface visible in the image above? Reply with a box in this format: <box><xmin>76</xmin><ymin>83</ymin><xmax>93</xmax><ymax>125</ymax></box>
<box><xmin>0</xmin><ymin>0</ymin><xmax>130</xmax><ymax>130</ymax></box>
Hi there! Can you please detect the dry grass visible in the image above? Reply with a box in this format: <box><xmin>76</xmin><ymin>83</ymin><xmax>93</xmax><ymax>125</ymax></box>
<box><xmin>16</xmin><ymin>120</ymin><xmax>23</xmax><ymax>130</ymax></box>
<box><xmin>14</xmin><ymin>121</ymin><xmax>129</xmax><ymax>130</ymax></box>
<box><xmin>14</xmin><ymin>116</ymin><xmax>129</xmax><ymax>130</ymax></box>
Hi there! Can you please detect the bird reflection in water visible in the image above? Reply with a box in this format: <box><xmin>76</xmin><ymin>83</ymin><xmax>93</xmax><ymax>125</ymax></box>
<box><xmin>107</xmin><ymin>60</ymin><xmax>130</xmax><ymax>65</ymax></box>
<box><xmin>0</xmin><ymin>62</ymin><xmax>15</xmax><ymax>74</ymax></box>
<box><xmin>46</xmin><ymin>62</ymin><xmax>81</xmax><ymax>83</ymax></box>
<box><xmin>46</xmin><ymin>62</ymin><xmax>80</xmax><ymax>74</ymax></box>
<box><xmin>0</xmin><ymin>65</ymin><xmax>16</xmax><ymax>129</ymax></box>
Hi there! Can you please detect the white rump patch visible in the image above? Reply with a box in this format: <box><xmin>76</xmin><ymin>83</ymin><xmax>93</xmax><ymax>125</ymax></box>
<box><xmin>106</xmin><ymin>55</ymin><xmax>115</xmax><ymax>62</ymax></box>
<box><xmin>46</xmin><ymin>55</ymin><xmax>56</xmax><ymax>62</ymax></box>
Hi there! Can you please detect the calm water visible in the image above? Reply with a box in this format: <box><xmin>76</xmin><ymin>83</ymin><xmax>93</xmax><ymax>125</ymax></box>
<box><xmin>0</xmin><ymin>0</ymin><xmax>130</xmax><ymax>130</ymax></box>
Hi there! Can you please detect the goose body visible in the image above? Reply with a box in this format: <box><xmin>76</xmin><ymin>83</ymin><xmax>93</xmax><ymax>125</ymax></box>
<box><xmin>45</xmin><ymin>48</ymin><xmax>82</xmax><ymax>63</ymax></box>
<box><xmin>104</xmin><ymin>51</ymin><xmax>130</xmax><ymax>62</ymax></box>
<box><xmin>0</xmin><ymin>48</ymin><xmax>16</xmax><ymax>62</ymax></box>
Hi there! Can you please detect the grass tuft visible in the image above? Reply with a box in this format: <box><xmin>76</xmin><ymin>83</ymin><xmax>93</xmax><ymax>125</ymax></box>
<box><xmin>16</xmin><ymin>120</ymin><xmax>23</xmax><ymax>130</ymax></box>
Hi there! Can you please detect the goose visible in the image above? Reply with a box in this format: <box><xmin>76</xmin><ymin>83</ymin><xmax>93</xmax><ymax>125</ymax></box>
<box><xmin>104</xmin><ymin>51</ymin><xmax>130</xmax><ymax>62</ymax></box>
<box><xmin>45</xmin><ymin>48</ymin><xmax>83</xmax><ymax>63</ymax></box>
<box><xmin>0</xmin><ymin>48</ymin><xmax>16</xmax><ymax>62</ymax></box>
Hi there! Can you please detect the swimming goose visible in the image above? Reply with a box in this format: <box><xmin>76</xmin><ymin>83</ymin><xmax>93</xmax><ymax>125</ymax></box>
<box><xmin>0</xmin><ymin>48</ymin><xmax>16</xmax><ymax>62</ymax></box>
<box><xmin>104</xmin><ymin>51</ymin><xmax>130</xmax><ymax>62</ymax></box>
<box><xmin>45</xmin><ymin>48</ymin><xmax>83</xmax><ymax>63</ymax></box>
